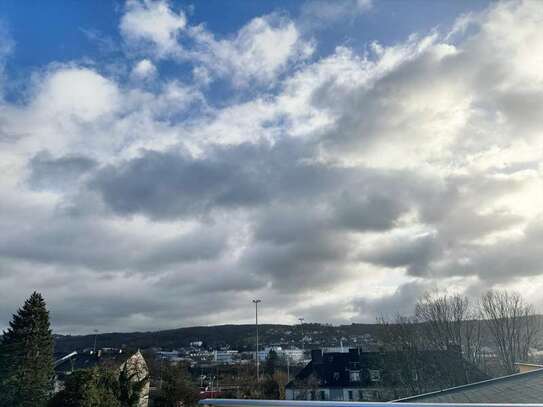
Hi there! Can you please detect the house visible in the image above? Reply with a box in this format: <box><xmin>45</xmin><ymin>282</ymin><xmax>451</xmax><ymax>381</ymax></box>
<box><xmin>285</xmin><ymin>348</ymin><xmax>489</xmax><ymax>401</ymax></box>
<box><xmin>395</xmin><ymin>367</ymin><xmax>543</xmax><ymax>403</ymax></box>
<box><xmin>515</xmin><ymin>362</ymin><xmax>543</xmax><ymax>373</ymax></box>
<box><xmin>54</xmin><ymin>348</ymin><xmax>127</xmax><ymax>389</ymax></box>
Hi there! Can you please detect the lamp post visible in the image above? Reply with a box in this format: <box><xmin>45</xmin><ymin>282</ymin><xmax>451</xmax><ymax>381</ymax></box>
<box><xmin>93</xmin><ymin>329</ymin><xmax>99</xmax><ymax>354</ymax></box>
<box><xmin>253</xmin><ymin>299</ymin><xmax>262</xmax><ymax>382</ymax></box>
<box><xmin>298</xmin><ymin>317</ymin><xmax>305</xmax><ymax>353</ymax></box>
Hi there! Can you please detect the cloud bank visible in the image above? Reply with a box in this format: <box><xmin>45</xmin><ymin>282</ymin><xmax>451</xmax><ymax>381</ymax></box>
<box><xmin>1</xmin><ymin>0</ymin><xmax>543</xmax><ymax>333</ymax></box>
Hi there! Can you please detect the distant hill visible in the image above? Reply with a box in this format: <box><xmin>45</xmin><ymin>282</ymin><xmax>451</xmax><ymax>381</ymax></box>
<box><xmin>53</xmin><ymin>323</ymin><xmax>381</xmax><ymax>354</ymax></box>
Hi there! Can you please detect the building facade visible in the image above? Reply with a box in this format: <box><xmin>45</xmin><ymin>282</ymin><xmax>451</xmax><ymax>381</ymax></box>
<box><xmin>286</xmin><ymin>348</ymin><xmax>489</xmax><ymax>402</ymax></box>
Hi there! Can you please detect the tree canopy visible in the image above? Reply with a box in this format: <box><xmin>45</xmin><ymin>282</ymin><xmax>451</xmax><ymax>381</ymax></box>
<box><xmin>0</xmin><ymin>291</ymin><xmax>55</xmax><ymax>407</ymax></box>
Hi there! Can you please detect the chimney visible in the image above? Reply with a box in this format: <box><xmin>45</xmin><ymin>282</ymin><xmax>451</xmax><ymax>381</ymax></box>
<box><xmin>311</xmin><ymin>349</ymin><xmax>323</xmax><ymax>364</ymax></box>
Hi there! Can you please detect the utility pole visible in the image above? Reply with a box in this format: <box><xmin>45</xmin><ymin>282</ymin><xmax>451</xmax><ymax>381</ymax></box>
<box><xmin>93</xmin><ymin>329</ymin><xmax>99</xmax><ymax>354</ymax></box>
<box><xmin>159</xmin><ymin>356</ymin><xmax>164</xmax><ymax>389</ymax></box>
<box><xmin>287</xmin><ymin>356</ymin><xmax>290</xmax><ymax>382</ymax></box>
<box><xmin>253</xmin><ymin>299</ymin><xmax>262</xmax><ymax>382</ymax></box>
<box><xmin>298</xmin><ymin>317</ymin><xmax>305</xmax><ymax>353</ymax></box>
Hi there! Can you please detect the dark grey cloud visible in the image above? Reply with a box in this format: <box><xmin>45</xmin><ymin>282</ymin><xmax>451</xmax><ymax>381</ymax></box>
<box><xmin>434</xmin><ymin>221</ymin><xmax>543</xmax><ymax>283</ymax></box>
<box><xmin>353</xmin><ymin>280</ymin><xmax>431</xmax><ymax>321</ymax></box>
<box><xmin>242</xmin><ymin>232</ymin><xmax>349</xmax><ymax>290</ymax></box>
<box><xmin>28</xmin><ymin>151</ymin><xmax>97</xmax><ymax>192</ymax></box>
<box><xmin>88</xmin><ymin>138</ymin><xmax>445</xmax><ymax>294</ymax></box>
<box><xmin>0</xmin><ymin>210</ymin><xmax>228</xmax><ymax>273</ymax></box>
<box><xmin>333</xmin><ymin>191</ymin><xmax>408</xmax><ymax>231</ymax></box>
<box><xmin>361</xmin><ymin>233</ymin><xmax>442</xmax><ymax>276</ymax></box>
<box><xmin>92</xmin><ymin>144</ymin><xmax>273</xmax><ymax>220</ymax></box>
<box><xmin>91</xmin><ymin>139</ymin><xmax>423</xmax><ymax>223</ymax></box>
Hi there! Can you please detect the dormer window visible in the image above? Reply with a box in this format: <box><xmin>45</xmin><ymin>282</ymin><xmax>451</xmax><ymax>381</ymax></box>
<box><xmin>349</xmin><ymin>361</ymin><xmax>360</xmax><ymax>369</ymax></box>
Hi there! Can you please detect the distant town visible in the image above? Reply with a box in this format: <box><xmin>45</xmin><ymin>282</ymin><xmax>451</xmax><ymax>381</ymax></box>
<box><xmin>4</xmin><ymin>290</ymin><xmax>543</xmax><ymax>406</ymax></box>
<box><xmin>48</xmin><ymin>290</ymin><xmax>543</xmax><ymax>405</ymax></box>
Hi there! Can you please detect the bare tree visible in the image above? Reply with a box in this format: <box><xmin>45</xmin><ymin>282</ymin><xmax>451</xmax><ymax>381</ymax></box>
<box><xmin>481</xmin><ymin>290</ymin><xmax>539</xmax><ymax>375</ymax></box>
<box><xmin>376</xmin><ymin>314</ymin><xmax>426</xmax><ymax>396</ymax></box>
<box><xmin>415</xmin><ymin>292</ymin><xmax>484</xmax><ymax>368</ymax></box>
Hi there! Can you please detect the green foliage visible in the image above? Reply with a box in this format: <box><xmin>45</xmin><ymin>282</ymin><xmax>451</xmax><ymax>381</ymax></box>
<box><xmin>154</xmin><ymin>363</ymin><xmax>199</xmax><ymax>407</ymax></box>
<box><xmin>0</xmin><ymin>292</ymin><xmax>55</xmax><ymax>407</ymax></box>
<box><xmin>48</xmin><ymin>367</ymin><xmax>121</xmax><ymax>407</ymax></box>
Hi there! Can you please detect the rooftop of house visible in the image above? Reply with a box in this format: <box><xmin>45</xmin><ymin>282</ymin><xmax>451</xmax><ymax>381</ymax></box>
<box><xmin>395</xmin><ymin>368</ymin><xmax>543</xmax><ymax>403</ymax></box>
<box><xmin>286</xmin><ymin>348</ymin><xmax>489</xmax><ymax>390</ymax></box>
<box><xmin>54</xmin><ymin>349</ymin><xmax>128</xmax><ymax>375</ymax></box>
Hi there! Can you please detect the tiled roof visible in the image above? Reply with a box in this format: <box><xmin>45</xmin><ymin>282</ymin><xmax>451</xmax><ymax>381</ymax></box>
<box><xmin>395</xmin><ymin>368</ymin><xmax>543</xmax><ymax>403</ymax></box>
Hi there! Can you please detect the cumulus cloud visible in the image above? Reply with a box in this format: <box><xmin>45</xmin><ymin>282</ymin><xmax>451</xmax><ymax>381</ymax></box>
<box><xmin>120</xmin><ymin>0</ymin><xmax>187</xmax><ymax>57</ymax></box>
<box><xmin>189</xmin><ymin>14</ymin><xmax>314</xmax><ymax>87</ymax></box>
<box><xmin>3</xmin><ymin>1</ymin><xmax>543</xmax><ymax>333</ymax></box>
<box><xmin>131</xmin><ymin>59</ymin><xmax>157</xmax><ymax>80</ymax></box>
<box><xmin>120</xmin><ymin>1</ymin><xmax>313</xmax><ymax>87</ymax></box>
<box><xmin>27</xmin><ymin>151</ymin><xmax>97</xmax><ymax>192</ymax></box>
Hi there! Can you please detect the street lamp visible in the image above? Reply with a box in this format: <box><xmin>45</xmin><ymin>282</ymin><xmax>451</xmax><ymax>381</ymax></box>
<box><xmin>93</xmin><ymin>329</ymin><xmax>99</xmax><ymax>354</ymax></box>
<box><xmin>298</xmin><ymin>317</ymin><xmax>305</xmax><ymax>352</ymax></box>
<box><xmin>252</xmin><ymin>299</ymin><xmax>262</xmax><ymax>382</ymax></box>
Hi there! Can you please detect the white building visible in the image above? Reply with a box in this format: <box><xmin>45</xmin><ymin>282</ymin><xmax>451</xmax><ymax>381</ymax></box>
<box><xmin>257</xmin><ymin>346</ymin><xmax>305</xmax><ymax>363</ymax></box>
<box><xmin>283</xmin><ymin>348</ymin><xmax>305</xmax><ymax>363</ymax></box>
<box><xmin>214</xmin><ymin>350</ymin><xmax>239</xmax><ymax>364</ymax></box>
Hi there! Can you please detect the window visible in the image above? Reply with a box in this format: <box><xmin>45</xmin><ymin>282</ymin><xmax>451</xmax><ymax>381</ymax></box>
<box><xmin>349</xmin><ymin>361</ymin><xmax>360</xmax><ymax>369</ymax></box>
<box><xmin>348</xmin><ymin>390</ymin><xmax>353</xmax><ymax>400</ymax></box>
<box><xmin>310</xmin><ymin>391</ymin><xmax>316</xmax><ymax>400</ymax></box>
<box><xmin>369</xmin><ymin>369</ymin><xmax>381</xmax><ymax>382</ymax></box>
<box><xmin>358</xmin><ymin>390</ymin><xmax>364</xmax><ymax>400</ymax></box>
<box><xmin>349</xmin><ymin>370</ymin><xmax>360</xmax><ymax>382</ymax></box>
<box><xmin>320</xmin><ymin>390</ymin><xmax>326</xmax><ymax>400</ymax></box>
<box><xmin>333</xmin><ymin>371</ymin><xmax>340</xmax><ymax>380</ymax></box>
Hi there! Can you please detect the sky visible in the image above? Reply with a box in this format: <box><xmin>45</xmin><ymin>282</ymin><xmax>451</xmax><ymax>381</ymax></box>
<box><xmin>2</xmin><ymin>0</ymin><xmax>543</xmax><ymax>334</ymax></box>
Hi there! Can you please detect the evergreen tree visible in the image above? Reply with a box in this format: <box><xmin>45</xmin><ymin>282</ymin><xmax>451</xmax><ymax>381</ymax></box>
<box><xmin>0</xmin><ymin>292</ymin><xmax>55</xmax><ymax>407</ymax></box>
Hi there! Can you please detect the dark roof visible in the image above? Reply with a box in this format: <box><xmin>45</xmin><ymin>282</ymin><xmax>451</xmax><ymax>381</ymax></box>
<box><xmin>286</xmin><ymin>348</ymin><xmax>489</xmax><ymax>390</ymax></box>
<box><xmin>54</xmin><ymin>351</ymin><xmax>127</xmax><ymax>374</ymax></box>
<box><xmin>395</xmin><ymin>368</ymin><xmax>543</xmax><ymax>403</ymax></box>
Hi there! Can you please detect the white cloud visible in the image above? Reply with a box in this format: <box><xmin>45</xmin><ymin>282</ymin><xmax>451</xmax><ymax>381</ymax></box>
<box><xmin>119</xmin><ymin>1</ymin><xmax>313</xmax><ymax>87</ymax></box>
<box><xmin>6</xmin><ymin>1</ymin><xmax>543</xmax><ymax>332</ymax></box>
<box><xmin>131</xmin><ymin>59</ymin><xmax>157</xmax><ymax>79</ymax></box>
<box><xmin>33</xmin><ymin>68</ymin><xmax>121</xmax><ymax>122</ymax></box>
<box><xmin>120</xmin><ymin>0</ymin><xmax>186</xmax><ymax>57</ymax></box>
<box><xmin>190</xmin><ymin>15</ymin><xmax>314</xmax><ymax>87</ymax></box>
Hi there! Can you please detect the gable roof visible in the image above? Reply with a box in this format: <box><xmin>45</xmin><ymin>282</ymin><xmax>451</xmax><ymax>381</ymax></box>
<box><xmin>286</xmin><ymin>348</ymin><xmax>489</xmax><ymax>390</ymax></box>
<box><xmin>395</xmin><ymin>368</ymin><xmax>543</xmax><ymax>403</ymax></box>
